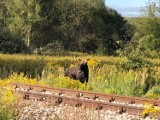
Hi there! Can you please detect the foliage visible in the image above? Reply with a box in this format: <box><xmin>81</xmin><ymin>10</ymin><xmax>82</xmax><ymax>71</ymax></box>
<box><xmin>119</xmin><ymin>55</ymin><xmax>151</xmax><ymax>70</ymax></box>
<box><xmin>119</xmin><ymin>41</ymin><xmax>151</xmax><ymax>70</ymax></box>
<box><xmin>0</xmin><ymin>54</ymin><xmax>160</xmax><ymax>98</ymax></box>
<box><xmin>0</xmin><ymin>72</ymin><xmax>47</xmax><ymax>119</ymax></box>
<box><xmin>5</xmin><ymin>0</ymin><xmax>41</xmax><ymax>47</ymax></box>
<box><xmin>36</xmin><ymin>41</ymin><xmax>65</xmax><ymax>55</ymax></box>
<box><xmin>123</xmin><ymin>0</ymin><xmax>160</xmax><ymax>59</ymax></box>
<box><xmin>143</xmin><ymin>68</ymin><xmax>157</xmax><ymax>94</ymax></box>
<box><xmin>1</xmin><ymin>0</ymin><xmax>160</xmax><ymax>57</ymax></box>
<box><xmin>7</xmin><ymin>69</ymin><xmax>159</xmax><ymax>119</ymax></box>
<box><xmin>3</xmin><ymin>73</ymin><xmax>46</xmax><ymax>85</ymax></box>
<box><xmin>141</xmin><ymin>0</ymin><xmax>160</xmax><ymax>18</ymax></box>
<box><xmin>88</xmin><ymin>63</ymin><xmax>144</xmax><ymax>96</ymax></box>
<box><xmin>137</xmin><ymin>17</ymin><xmax>160</xmax><ymax>58</ymax></box>
<box><xmin>44</xmin><ymin>75</ymin><xmax>89</xmax><ymax>90</ymax></box>
<box><xmin>146</xmin><ymin>86</ymin><xmax>160</xmax><ymax>99</ymax></box>
<box><xmin>0</xmin><ymin>80</ymin><xmax>18</xmax><ymax>120</ymax></box>
<box><xmin>0</xmin><ymin>54</ymin><xmax>46</xmax><ymax>78</ymax></box>
<box><xmin>41</xmin><ymin>57</ymin><xmax>159</xmax><ymax>97</ymax></box>
<box><xmin>0</xmin><ymin>0</ymin><xmax>132</xmax><ymax>55</ymax></box>
<box><xmin>0</xmin><ymin>30</ymin><xmax>29</xmax><ymax>54</ymax></box>
<box><xmin>143</xmin><ymin>103</ymin><xmax>160</xmax><ymax>118</ymax></box>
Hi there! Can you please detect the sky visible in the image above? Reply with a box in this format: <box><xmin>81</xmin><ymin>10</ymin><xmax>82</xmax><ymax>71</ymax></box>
<box><xmin>105</xmin><ymin>0</ymin><xmax>147</xmax><ymax>7</ymax></box>
<box><xmin>105</xmin><ymin>0</ymin><xmax>148</xmax><ymax>17</ymax></box>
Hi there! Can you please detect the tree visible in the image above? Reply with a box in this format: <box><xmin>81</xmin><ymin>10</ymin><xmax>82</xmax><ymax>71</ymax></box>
<box><xmin>123</xmin><ymin>0</ymin><xmax>160</xmax><ymax>58</ymax></box>
<box><xmin>36</xmin><ymin>0</ymin><xmax>131</xmax><ymax>55</ymax></box>
<box><xmin>0</xmin><ymin>30</ymin><xmax>28</xmax><ymax>53</ymax></box>
<box><xmin>141</xmin><ymin>0</ymin><xmax>160</xmax><ymax>18</ymax></box>
<box><xmin>140</xmin><ymin>0</ymin><xmax>160</xmax><ymax>57</ymax></box>
<box><xmin>1</xmin><ymin>0</ymin><xmax>132</xmax><ymax>55</ymax></box>
<box><xmin>5</xmin><ymin>0</ymin><xmax>41</xmax><ymax>47</ymax></box>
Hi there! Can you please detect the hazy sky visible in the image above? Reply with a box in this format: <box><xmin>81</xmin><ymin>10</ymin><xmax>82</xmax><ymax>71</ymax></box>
<box><xmin>105</xmin><ymin>0</ymin><xmax>148</xmax><ymax>17</ymax></box>
<box><xmin>105</xmin><ymin>0</ymin><xmax>147</xmax><ymax>8</ymax></box>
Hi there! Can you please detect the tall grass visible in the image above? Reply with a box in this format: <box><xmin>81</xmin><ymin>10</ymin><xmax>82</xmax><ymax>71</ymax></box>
<box><xmin>0</xmin><ymin>53</ymin><xmax>159</xmax><ymax>119</ymax></box>
<box><xmin>0</xmin><ymin>80</ymin><xmax>18</xmax><ymax>120</ymax></box>
<box><xmin>40</xmin><ymin>58</ymin><xmax>160</xmax><ymax>98</ymax></box>
<box><xmin>0</xmin><ymin>53</ymin><xmax>160</xmax><ymax>98</ymax></box>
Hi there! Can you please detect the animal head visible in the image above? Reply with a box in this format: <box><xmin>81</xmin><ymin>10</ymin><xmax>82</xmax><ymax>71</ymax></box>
<box><xmin>77</xmin><ymin>58</ymin><xmax>90</xmax><ymax>72</ymax></box>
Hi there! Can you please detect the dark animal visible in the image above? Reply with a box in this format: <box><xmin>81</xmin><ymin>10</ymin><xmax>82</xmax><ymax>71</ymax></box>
<box><xmin>64</xmin><ymin>59</ymin><xmax>90</xmax><ymax>83</ymax></box>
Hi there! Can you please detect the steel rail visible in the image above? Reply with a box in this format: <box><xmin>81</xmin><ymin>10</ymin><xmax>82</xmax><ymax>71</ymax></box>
<box><xmin>10</xmin><ymin>82</ymin><xmax>160</xmax><ymax>107</ymax></box>
<box><xmin>15</xmin><ymin>90</ymin><xmax>144</xmax><ymax>115</ymax></box>
<box><xmin>9</xmin><ymin>82</ymin><xmax>160</xmax><ymax>119</ymax></box>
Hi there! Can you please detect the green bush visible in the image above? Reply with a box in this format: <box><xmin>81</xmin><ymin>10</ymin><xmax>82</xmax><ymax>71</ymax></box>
<box><xmin>0</xmin><ymin>103</ymin><xmax>17</xmax><ymax>120</ymax></box>
<box><xmin>146</xmin><ymin>86</ymin><xmax>160</xmax><ymax>99</ymax></box>
<box><xmin>0</xmin><ymin>56</ymin><xmax>46</xmax><ymax>78</ymax></box>
<box><xmin>0</xmin><ymin>82</ymin><xmax>18</xmax><ymax>120</ymax></box>
<box><xmin>0</xmin><ymin>31</ymin><xmax>29</xmax><ymax>54</ymax></box>
<box><xmin>120</xmin><ymin>57</ymin><xmax>151</xmax><ymax>70</ymax></box>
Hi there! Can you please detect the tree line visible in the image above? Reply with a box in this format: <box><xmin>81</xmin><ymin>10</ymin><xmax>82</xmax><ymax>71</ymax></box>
<box><xmin>0</xmin><ymin>0</ymin><xmax>132</xmax><ymax>55</ymax></box>
<box><xmin>123</xmin><ymin>0</ymin><xmax>160</xmax><ymax>59</ymax></box>
<box><xmin>0</xmin><ymin>0</ymin><xmax>159</xmax><ymax>58</ymax></box>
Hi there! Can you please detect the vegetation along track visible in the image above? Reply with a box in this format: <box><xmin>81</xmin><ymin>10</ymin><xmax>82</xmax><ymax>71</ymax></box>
<box><xmin>9</xmin><ymin>82</ymin><xmax>160</xmax><ymax>119</ymax></box>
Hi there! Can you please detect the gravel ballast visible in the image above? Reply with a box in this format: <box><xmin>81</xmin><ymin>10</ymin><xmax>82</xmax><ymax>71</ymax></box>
<box><xmin>16</xmin><ymin>100</ymin><xmax>155</xmax><ymax>120</ymax></box>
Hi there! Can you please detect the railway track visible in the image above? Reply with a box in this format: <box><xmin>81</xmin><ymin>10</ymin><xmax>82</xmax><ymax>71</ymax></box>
<box><xmin>9</xmin><ymin>82</ymin><xmax>160</xmax><ymax>119</ymax></box>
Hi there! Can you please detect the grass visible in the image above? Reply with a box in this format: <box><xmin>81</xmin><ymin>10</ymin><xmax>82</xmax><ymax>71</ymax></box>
<box><xmin>0</xmin><ymin>53</ymin><xmax>159</xmax><ymax>119</ymax></box>
<box><xmin>0</xmin><ymin>80</ymin><xmax>18</xmax><ymax>120</ymax></box>
<box><xmin>0</xmin><ymin>53</ymin><xmax>160</xmax><ymax>98</ymax></box>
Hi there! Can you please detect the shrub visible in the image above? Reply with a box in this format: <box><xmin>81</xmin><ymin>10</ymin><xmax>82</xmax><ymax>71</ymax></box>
<box><xmin>0</xmin><ymin>80</ymin><xmax>18</xmax><ymax>120</ymax></box>
<box><xmin>3</xmin><ymin>73</ymin><xmax>46</xmax><ymax>85</ymax></box>
<box><xmin>119</xmin><ymin>49</ymin><xmax>151</xmax><ymax>70</ymax></box>
<box><xmin>35</xmin><ymin>41</ymin><xmax>64</xmax><ymax>55</ymax></box>
<box><xmin>120</xmin><ymin>57</ymin><xmax>151</xmax><ymax>70</ymax></box>
<box><xmin>44</xmin><ymin>74</ymin><xmax>90</xmax><ymax>90</ymax></box>
<box><xmin>143</xmin><ymin>103</ymin><xmax>160</xmax><ymax>118</ymax></box>
<box><xmin>145</xmin><ymin>86</ymin><xmax>160</xmax><ymax>99</ymax></box>
<box><xmin>0</xmin><ymin>31</ymin><xmax>29</xmax><ymax>54</ymax></box>
<box><xmin>0</xmin><ymin>55</ymin><xmax>46</xmax><ymax>78</ymax></box>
